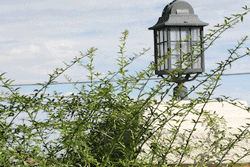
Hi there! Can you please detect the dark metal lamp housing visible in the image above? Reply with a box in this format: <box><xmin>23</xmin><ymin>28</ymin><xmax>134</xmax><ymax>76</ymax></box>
<box><xmin>149</xmin><ymin>0</ymin><xmax>208</xmax><ymax>99</ymax></box>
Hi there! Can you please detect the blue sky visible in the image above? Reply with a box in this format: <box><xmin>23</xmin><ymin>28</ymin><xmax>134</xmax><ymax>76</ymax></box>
<box><xmin>0</xmin><ymin>0</ymin><xmax>250</xmax><ymax>104</ymax></box>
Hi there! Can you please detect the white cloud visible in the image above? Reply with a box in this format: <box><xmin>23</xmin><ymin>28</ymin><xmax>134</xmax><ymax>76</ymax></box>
<box><xmin>11</xmin><ymin>48</ymin><xmax>25</xmax><ymax>54</ymax></box>
<box><xmin>44</xmin><ymin>40</ymin><xmax>77</xmax><ymax>57</ymax></box>
<box><xmin>28</xmin><ymin>45</ymin><xmax>40</xmax><ymax>53</ymax></box>
<box><xmin>10</xmin><ymin>44</ymin><xmax>41</xmax><ymax>55</ymax></box>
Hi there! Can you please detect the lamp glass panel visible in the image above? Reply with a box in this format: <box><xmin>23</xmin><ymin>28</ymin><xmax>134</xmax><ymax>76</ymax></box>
<box><xmin>193</xmin><ymin>56</ymin><xmax>201</xmax><ymax>69</ymax></box>
<box><xmin>156</xmin><ymin>44</ymin><xmax>159</xmax><ymax>56</ymax></box>
<box><xmin>160</xmin><ymin>43</ymin><xmax>164</xmax><ymax>70</ymax></box>
<box><xmin>191</xmin><ymin>42</ymin><xmax>201</xmax><ymax>54</ymax></box>
<box><xmin>170</xmin><ymin>28</ymin><xmax>180</xmax><ymax>41</ymax></box>
<box><xmin>161</xmin><ymin>57</ymin><xmax>165</xmax><ymax>70</ymax></box>
<box><xmin>181</xmin><ymin>42</ymin><xmax>190</xmax><ymax>54</ymax></box>
<box><xmin>164</xmin><ymin>28</ymin><xmax>168</xmax><ymax>42</ymax></box>
<box><xmin>191</xmin><ymin>28</ymin><xmax>200</xmax><ymax>41</ymax></box>
<box><xmin>160</xmin><ymin>43</ymin><xmax>164</xmax><ymax>56</ymax></box>
<box><xmin>165</xmin><ymin>56</ymin><xmax>168</xmax><ymax>70</ymax></box>
<box><xmin>181</xmin><ymin>28</ymin><xmax>190</xmax><ymax>41</ymax></box>
<box><xmin>171</xmin><ymin>55</ymin><xmax>180</xmax><ymax>69</ymax></box>
<box><xmin>171</xmin><ymin>42</ymin><xmax>180</xmax><ymax>54</ymax></box>
<box><xmin>160</xmin><ymin>30</ymin><xmax>164</xmax><ymax>42</ymax></box>
<box><xmin>157</xmin><ymin>58</ymin><xmax>161</xmax><ymax>71</ymax></box>
<box><xmin>156</xmin><ymin>31</ymin><xmax>160</xmax><ymax>43</ymax></box>
<box><xmin>156</xmin><ymin>46</ymin><xmax>161</xmax><ymax>71</ymax></box>
<box><xmin>157</xmin><ymin>44</ymin><xmax>161</xmax><ymax>57</ymax></box>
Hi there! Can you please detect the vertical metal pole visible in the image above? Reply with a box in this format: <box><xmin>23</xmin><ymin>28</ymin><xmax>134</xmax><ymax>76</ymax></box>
<box><xmin>173</xmin><ymin>82</ymin><xmax>188</xmax><ymax>100</ymax></box>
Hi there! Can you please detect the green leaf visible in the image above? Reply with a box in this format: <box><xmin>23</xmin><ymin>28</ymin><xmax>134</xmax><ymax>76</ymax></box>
<box><xmin>241</xmin><ymin>15</ymin><xmax>244</xmax><ymax>22</ymax></box>
<box><xmin>225</xmin><ymin>16</ymin><xmax>232</xmax><ymax>20</ymax></box>
<box><xmin>242</xmin><ymin>5</ymin><xmax>248</xmax><ymax>10</ymax></box>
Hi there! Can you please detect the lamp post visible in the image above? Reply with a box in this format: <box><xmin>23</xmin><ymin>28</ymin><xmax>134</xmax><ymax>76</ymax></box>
<box><xmin>149</xmin><ymin>0</ymin><xmax>208</xmax><ymax>100</ymax></box>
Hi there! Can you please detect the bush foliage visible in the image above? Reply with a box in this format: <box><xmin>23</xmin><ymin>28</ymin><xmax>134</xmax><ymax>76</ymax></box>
<box><xmin>0</xmin><ymin>6</ymin><xmax>250</xmax><ymax>167</ymax></box>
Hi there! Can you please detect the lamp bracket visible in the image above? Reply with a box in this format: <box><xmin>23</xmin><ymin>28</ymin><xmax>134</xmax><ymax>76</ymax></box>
<box><xmin>159</xmin><ymin>73</ymin><xmax>200</xmax><ymax>84</ymax></box>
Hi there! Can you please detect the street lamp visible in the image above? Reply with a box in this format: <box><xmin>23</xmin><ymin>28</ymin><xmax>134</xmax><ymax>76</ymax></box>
<box><xmin>149</xmin><ymin>0</ymin><xmax>208</xmax><ymax>100</ymax></box>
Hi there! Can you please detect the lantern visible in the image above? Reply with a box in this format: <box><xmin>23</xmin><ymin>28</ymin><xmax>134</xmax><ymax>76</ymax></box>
<box><xmin>149</xmin><ymin>0</ymin><xmax>208</xmax><ymax>76</ymax></box>
<box><xmin>149</xmin><ymin>0</ymin><xmax>208</xmax><ymax>99</ymax></box>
